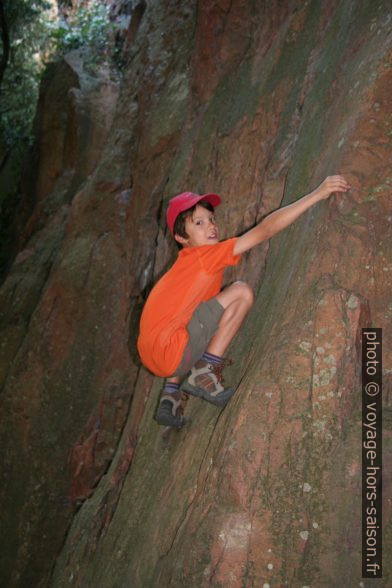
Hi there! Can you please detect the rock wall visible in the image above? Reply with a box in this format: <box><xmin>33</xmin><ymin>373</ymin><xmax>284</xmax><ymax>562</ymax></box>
<box><xmin>1</xmin><ymin>1</ymin><xmax>391</xmax><ymax>586</ymax></box>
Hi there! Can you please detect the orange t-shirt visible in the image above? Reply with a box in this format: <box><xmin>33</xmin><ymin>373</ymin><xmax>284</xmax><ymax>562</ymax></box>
<box><xmin>137</xmin><ymin>237</ymin><xmax>241</xmax><ymax>377</ymax></box>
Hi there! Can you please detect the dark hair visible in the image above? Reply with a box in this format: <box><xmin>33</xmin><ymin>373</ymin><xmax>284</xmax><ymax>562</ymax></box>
<box><xmin>173</xmin><ymin>200</ymin><xmax>215</xmax><ymax>243</ymax></box>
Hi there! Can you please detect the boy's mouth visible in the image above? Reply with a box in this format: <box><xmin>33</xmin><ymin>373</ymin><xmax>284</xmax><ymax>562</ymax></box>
<box><xmin>208</xmin><ymin>232</ymin><xmax>218</xmax><ymax>240</ymax></box>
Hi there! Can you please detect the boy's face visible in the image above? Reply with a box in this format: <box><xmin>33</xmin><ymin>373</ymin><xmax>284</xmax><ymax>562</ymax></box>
<box><xmin>175</xmin><ymin>203</ymin><xmax>219</xmax><ymax>247</ymax></box>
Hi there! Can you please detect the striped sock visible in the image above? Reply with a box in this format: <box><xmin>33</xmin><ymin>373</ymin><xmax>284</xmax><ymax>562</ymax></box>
<box><xmin>201</xmin><ymin>351</ymin><xmax>223</xmax><ymax>365</ymax></box>
<box><xmin>163</xmin><ymin>382</ymin><xmax>180</xmax><ymax>395</ymax></box>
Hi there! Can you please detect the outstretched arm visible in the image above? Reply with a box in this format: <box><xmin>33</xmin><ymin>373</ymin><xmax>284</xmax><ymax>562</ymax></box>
<box><xmin>233</xmin><ymin>175</ymin><xmax>350</xmax><ymax>256</ymax></box>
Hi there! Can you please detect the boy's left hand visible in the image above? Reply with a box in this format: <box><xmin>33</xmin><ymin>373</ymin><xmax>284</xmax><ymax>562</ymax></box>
<box><xmin>316</xmin><ymin>175</ymin><xmax>351</xmax><ymax>200</ymax></box>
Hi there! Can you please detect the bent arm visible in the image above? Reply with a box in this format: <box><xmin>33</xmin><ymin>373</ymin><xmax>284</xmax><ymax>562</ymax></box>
<box><xmin>233</xmin><ymin>175</ymin><xmax>350</xmax><ymax>256</ymax></box>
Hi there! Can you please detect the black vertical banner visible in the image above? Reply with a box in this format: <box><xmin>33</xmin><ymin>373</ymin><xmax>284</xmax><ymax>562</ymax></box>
<box><xmin>362</xmin><ymin>328</ymin><xmax>382</xmax><ymax>578</ymax></box>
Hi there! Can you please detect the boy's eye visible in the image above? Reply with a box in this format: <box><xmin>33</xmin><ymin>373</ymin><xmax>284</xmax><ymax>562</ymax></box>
<box><xmin>194</xmin><ymin>217</ymin><xmax>215</xmax><ymax>225</ymax></box>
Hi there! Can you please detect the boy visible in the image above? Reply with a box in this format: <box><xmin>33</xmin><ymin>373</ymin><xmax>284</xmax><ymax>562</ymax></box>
<box><xmin>137</xmin><ymin>175</ymin><xmax>350</xmax><ymax>428</ymax></box>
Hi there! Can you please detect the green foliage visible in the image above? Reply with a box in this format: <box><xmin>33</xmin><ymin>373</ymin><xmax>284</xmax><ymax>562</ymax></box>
<box><xmin>51</xmin><ymin>3</ymin><xmax>115</xmax><ymax>65</ymax></box>
<box><xmin>1</xmin><ymin>0</ymin><xmax>51</xmax><ymax>41</ymax></box>
<box><xmin>0</xmin><ymin>1</ymin><xmax>117</xmax><ymax>161</ymax></box>
<box><xmin>0</xmin><ymin>0</ymin><xmax>54</xmax><ymax>152</ymax></box>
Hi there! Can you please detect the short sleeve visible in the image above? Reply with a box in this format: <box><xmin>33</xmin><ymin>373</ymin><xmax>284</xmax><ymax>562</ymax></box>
<box><xmin>196</xmin><ymin>238</ymin><xmax>242</xmax><ymax>274</ymax></box>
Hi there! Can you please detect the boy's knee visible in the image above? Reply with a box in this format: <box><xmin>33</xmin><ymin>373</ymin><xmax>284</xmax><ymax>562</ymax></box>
<box><xmin>232</xmin><ymin>281</ymin><xmax>254</xmax><ymax>307</ymax></box>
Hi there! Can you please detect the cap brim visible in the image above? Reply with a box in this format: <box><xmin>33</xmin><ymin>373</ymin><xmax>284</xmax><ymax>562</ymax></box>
<box><xmin>200</xmin><ymin>193</ymin><xmax>221</xmax><ymax>207</ymax></box>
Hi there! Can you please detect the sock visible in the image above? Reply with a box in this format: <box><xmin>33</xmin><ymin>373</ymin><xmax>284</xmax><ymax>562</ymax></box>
<box><xmin>201</xmin><ymin>351</ymin><xmax>223</xmax><ymax>365</ymax></box>
<box><xmin>162</xmin><ymin>381</ymin><xmax>181</xmax><ymax>400</ymax></box>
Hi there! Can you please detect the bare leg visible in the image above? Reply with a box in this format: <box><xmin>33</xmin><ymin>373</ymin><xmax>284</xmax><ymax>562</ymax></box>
<box><xmin>166</xmin><ymin>376</ymin><xmax>180</xmax><ymax>384</ymax></box>
<box><xmin>165</xmin><ymin>281</ymin><xmax>253</xmax><ymax>383</ymax></box>
<box><xmin>206</xmin><ymin>281</ymin><xmax>254</xmax><ymax>356</ymax></box>
<box><xmin>175</xmin><ymin>281</ymin><xmax>254</xmax><ymax>407</ymax></box>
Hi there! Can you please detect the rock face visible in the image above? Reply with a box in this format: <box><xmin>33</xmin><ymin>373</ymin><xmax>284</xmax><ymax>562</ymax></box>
<box><xmin>1</xmin><ymin>0</ymin><xmax>391</xmax><ymax>586</ymax></box>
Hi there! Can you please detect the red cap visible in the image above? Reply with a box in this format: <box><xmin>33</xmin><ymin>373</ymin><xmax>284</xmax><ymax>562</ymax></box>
<box><xmin>166</xmin><ymin>192</ymin><xmax>221</xmax><ymax>234</ymax></box>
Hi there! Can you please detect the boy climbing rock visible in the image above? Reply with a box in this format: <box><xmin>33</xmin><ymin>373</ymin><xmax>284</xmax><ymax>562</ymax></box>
<box><xmin>137</xmin><ymin>175</ymin><xmax>350</xmax><ymax>428</ymax></box>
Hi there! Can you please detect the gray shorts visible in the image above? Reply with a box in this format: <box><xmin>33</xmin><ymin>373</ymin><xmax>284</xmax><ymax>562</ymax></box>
<box><xmin>171</xmin><ymin>298</ymin><xmax>224</xmax><ymax>379</ymax></box>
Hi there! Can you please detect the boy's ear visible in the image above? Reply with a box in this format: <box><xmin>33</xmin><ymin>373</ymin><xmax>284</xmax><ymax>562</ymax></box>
<box><xmin>174</xmin><ymin>233</ymin><xmax>188</xmax><ymax>246</ymax></box>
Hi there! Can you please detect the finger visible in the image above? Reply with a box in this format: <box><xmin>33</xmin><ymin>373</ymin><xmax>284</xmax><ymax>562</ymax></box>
<box><xmin>327</xmin><ymin>179</ymin><xmax>351</xmax><ymax>190</ymax></box>
<box><xmin>334</xmin><ymin>175</ymin><xmax>351</xmax><ymax>188</ymax></box>
<box><xmin>326</xmin><ymin>175</ymin><xmax>350</xmax><ymax>185</ymax></box>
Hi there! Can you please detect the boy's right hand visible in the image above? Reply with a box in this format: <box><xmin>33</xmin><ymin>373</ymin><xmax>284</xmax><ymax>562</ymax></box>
<box><xmin>315</xmin><ymin>175</ymin><xmax>351</xmax><ymax>200</ymax></box>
